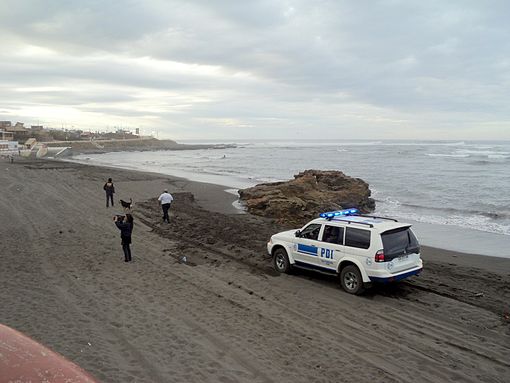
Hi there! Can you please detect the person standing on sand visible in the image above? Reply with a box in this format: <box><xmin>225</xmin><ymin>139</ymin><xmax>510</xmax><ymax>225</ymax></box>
<box><xmin>103</xmin><ymin>178</ymin><xmax>115</xmax><ymax>207</ymax></box>
<box><xmin>158</xmin><ymin>189</ymin><xmax>174</xmax><ymax>223</ymax></box>
<box><xmin>114</xmin><ymin>214</ymin><xmax>134</xmax><ymax>262</ymax></box>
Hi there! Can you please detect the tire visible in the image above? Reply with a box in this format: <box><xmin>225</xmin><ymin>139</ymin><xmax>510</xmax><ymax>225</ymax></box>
<box><xmin>340</xmin><ymin>265</ymin><xmax>365</xmax><ymax>295</ymax></box>
<box><xmin>273</xmin><ymin>248</ymin><xmax>291</xmax><ymax>274</ymax></box>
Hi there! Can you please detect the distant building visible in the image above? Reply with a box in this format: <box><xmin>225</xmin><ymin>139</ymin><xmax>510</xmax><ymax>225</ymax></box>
<box><xmin>5</xmin><ymin>123</ymin><xmax>29</xmax><ymax>140</ymax></box>
<box><xmin>80</xmin><ymin>131</ymin><xmax>93</xmax><ymax>139</ymax></box>
<box><xmin>0</xmin><ymin>121</ymin><xmax>12</xmax><ymax>128</ymax></box>
<box><xmin>66</xmin><ymin>130</ymin><xmax>81</xmax><ymax>140</ymax></box>
<box><xmin>0</xmin><ymin>140</ymin><xmax>19</xmax><ymax>152</ymax></box>
<box><xmin>31</xmin><ymin>125</ymin><xmax>44</xmax><ymax>132</ymax></box>
<box><xmin>0</xmin><ymin>129</ymin><xmax>14</xmax><ymax>141</ymax></box>
<box><xmin>25</xmin><ymin>138</ymin><xmax>37</xmax><ymax>149</ymax></box>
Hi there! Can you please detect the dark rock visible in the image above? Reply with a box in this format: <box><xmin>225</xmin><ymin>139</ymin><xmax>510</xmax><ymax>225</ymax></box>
<box><xmin>238</xmin><ymin>170</ymin><xmax>375</xmax><ymax>224</ymax></box>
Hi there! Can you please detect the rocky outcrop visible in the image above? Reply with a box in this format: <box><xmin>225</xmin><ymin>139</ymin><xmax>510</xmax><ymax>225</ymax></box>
<box><xmin>238</xmin><ymin>170</ymin><xmax>375</xmax><ymax>224</ymax></box>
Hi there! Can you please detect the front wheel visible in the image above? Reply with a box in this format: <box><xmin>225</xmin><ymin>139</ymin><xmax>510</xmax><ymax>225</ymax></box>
<box><xmin>273</xmin><ymin>248</ymin><xmax>291</xmax><ymax>274</ymax></box>
<box><xmin>340</xmin><ymin>265</ymin><xmax>365</xmax><ymax>295</ymax></box>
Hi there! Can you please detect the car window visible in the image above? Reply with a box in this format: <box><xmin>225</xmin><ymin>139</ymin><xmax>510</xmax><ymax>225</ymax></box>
<box><xmin>300</xmin><ymin>224</ymin><xmax>321</xmax><ymax>240</ymax></box>
<box><xmin>382</xmin><ymin>227</ymin><xmax>420</xmax><ymax>256</ymax></box>
<box><xmin>321</xmin><ymin>225</ymin><xmax>344</xmax><ymax>245</ymax></box>
<box><xmin>345</xmin><ymin>227</ymin><xmax>371</xmax><ymax>249</ymax></box>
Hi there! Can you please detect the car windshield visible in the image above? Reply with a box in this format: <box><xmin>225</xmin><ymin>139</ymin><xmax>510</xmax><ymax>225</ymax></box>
<box><xmin>381</xmin><ymin>227</ymin><xmax>420</xmax><ymax>257</ymax></box>
<box><xmin>300</xmin><ymin>224</ymin><xmax>321</xmax><ymax>240</ymax></box>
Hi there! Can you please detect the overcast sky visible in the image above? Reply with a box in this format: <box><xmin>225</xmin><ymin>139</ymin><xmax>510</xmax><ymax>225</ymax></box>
<box><xmin>1</xmin><ymin>0</ymin><xmax>509</xmax><ymax>140</ymax></box>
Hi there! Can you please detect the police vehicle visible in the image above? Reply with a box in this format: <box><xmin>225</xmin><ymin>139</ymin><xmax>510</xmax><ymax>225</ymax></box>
<box><xmin>267</xmin><ymin>209</ymin><xmax>423</xmax><ymax>294</ymax></box>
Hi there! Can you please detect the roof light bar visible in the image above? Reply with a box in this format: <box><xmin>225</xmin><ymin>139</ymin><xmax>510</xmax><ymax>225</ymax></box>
<box><xmin>319</xmin><ymin>208</ymin><xmax>359</xmax><ymax>219</ymax></box>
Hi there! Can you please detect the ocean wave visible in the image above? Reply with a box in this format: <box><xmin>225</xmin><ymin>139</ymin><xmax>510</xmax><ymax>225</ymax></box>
<box><xmin>375</xmin><ymin>197</ymin><xmax>510</xmax><ymax>236</ymax></box>
<box><xmin>375</xmin><ymin>198</ymin><xmax>510</xmax><ymax>220</ymax></box>
<box><xmin>250</xmin><ymin>140</ymin><xmax>384</xmax><ymax>147</ymax></box>
<box><xmin>247</xmin><ymin>141</ymin><xmax>359</xmax><ymax>148</ymax></box>
<box><xmin>441</xmin><ymin>141</ymin><xmax>466</xmax><ymax>146</ymax></box>
<box><xmin>488</xmin><ymin>154</ymin><xmax>510</xmax><ymax>159</ymax></box>
<box><xmin>335</xmin><ymin>141</ymin><xmax>383</xmax><ymax>146</ymax></box>
<box><xmin>456</xmin><ymin>149</ymin><xmax>510</xmax><ymax>156</ymax></box>
<box><xmin>426</xmin><ymin>153</ymin><xmax>469</xmax><ymax>158</ymax></box>
<box><xmin>376</xmin><ymin>209</ymin><xmax>510</xmax><ymax>236</ymax></box>
<box><xmin>377</xmin><ymin>141</ymin><xmax>467</xmax><ymax>147</ymax></box>
<box><xmin>426</xmin><ymin>150</ymin><xmax>510</xmax><ymax>160</ymax></box>
<box><xmin>391</xmin><ymin>212</ymin><xmax>510</xmax><ymax>236</ymax></box>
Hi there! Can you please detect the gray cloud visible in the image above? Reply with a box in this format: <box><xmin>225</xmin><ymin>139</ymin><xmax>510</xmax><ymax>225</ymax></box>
<box><xmin>0</xmin><ymin>0</ymin><xmax>509</xmax><ymax>139</ymax></box>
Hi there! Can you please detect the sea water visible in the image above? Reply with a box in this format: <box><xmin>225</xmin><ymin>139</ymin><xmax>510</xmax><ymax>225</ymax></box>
<box><xmin>71</xmin><ymin>140</ymin><xmax>510</xmax><ymax>257</ymax></box>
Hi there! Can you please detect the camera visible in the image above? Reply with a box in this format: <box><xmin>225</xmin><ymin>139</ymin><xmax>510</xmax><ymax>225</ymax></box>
<box><xmin>115</xmin><ymin>214</ymin><xmax>125</xmax><ymax>221</ymax></box>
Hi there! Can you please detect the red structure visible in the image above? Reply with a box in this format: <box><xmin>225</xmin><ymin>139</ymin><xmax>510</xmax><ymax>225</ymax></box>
<box><xmin>0</xmin><ymin>323</ymin><xmax>99</xmax><ymax>382</ymax></box>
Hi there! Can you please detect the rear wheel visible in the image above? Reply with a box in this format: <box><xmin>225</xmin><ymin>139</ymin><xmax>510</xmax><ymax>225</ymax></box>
<box><xmin>340</xmin><ymin>265</ymin><xmax>365</xmax><ymax>295</ymax></box>
<box><xmin>273</xmin><ymin>248</ymin><xmax>291</xmax><ymax>274</ymax></box>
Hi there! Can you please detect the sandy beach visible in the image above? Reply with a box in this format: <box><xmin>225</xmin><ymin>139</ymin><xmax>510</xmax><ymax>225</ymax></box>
<box><xmin>1</xmin><ymin>158</ymin><xmax>509</xmax><ymax>383</ymax></box>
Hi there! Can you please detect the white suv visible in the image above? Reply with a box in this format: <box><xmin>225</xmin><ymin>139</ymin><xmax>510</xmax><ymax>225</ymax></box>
<box><xmin>267</xmin><ymin>209</ymin><xmax>423</xmax><ymax>294</ymax></box>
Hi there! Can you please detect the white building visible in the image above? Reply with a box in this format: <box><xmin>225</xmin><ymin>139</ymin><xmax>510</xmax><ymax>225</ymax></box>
<box><xmin>0</xmin><ymin>140</ymin><xmax>19</xmax><ymax>153</ymax></box>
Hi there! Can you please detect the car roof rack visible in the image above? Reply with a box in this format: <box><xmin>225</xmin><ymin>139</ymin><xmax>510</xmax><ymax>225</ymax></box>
<box><xmin>358</xmin><ymin>214</ymin><xmax>398</xmax><ymax>222</ymax></box>
<box><xmin>330</xmin><ymin>217</ymin><xmax>373</xmax><ymax>228</ymax></box>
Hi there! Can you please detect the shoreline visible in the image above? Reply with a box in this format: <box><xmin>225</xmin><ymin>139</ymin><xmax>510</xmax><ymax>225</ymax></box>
<box><xmin>8</xmin><ymin>156</ymin><xmax>510</xmax><ymax>273</ymax></box>
<box><xmin>5</xmin><ymin>156</ymin><xmax>510</xmax><ymax>271</ymax></box>
<box><xmin>1</xmin><ymin>157</ymin><xmax>509</xmax><ymax>382</ymax></box>
<box><xmin>57</xmin><ymin>157</ymin><xmax>242</xmax><ymax>215</ymax></box>
<box><xmin>64</xmin><ymin>153</ymin><xmax>510</xmax><ymax>258</ymax></box>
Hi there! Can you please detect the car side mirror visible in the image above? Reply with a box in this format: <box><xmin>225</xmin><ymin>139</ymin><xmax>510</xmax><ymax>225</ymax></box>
<box><xmin>295</xmin><ymin>230</ymin><xmax>301</xmax><ymax>237</ymax></box>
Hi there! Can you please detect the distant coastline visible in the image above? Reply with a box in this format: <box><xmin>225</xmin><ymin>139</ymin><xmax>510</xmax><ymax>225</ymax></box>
<box><xmin>44</xmin><ymin>138</ymin><xmax>235</xmax><ymax>155</ymax></box>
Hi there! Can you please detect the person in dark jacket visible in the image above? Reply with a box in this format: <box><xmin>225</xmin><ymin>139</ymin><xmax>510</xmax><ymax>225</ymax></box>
<box><xmin>114</xmin><ymin>214</ymin><xmax>133</xmax><ymax>262</ymax></box>
<box><xmin>103</xmin><ymin>178</ymin><xmax>115</xmax><ymax>207</ymax></box>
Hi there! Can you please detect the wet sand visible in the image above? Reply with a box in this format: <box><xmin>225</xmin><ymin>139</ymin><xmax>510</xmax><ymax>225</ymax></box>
<box><xmin>1</xmin><ymin>158</ymin><xmax>509</xmax><ymax>382</ymax></box>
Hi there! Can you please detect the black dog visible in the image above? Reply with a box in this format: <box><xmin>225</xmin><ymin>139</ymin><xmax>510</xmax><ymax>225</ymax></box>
<box><xmin>120</xmin><ymin>198</ymin><xmax>133</xmax><ymax>211</ymax></box>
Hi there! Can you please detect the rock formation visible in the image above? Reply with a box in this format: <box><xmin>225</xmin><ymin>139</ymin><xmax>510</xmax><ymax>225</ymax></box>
<box><xmin>238</xmin><ymin>170</ymin><xmax>375</xmax><ymax>224</ymax></box>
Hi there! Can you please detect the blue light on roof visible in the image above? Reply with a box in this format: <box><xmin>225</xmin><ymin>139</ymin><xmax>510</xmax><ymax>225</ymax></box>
<box><xmin>319</xmin><ymin>208</ymin><xmax>359</xmax><ymax>219</ymax></box>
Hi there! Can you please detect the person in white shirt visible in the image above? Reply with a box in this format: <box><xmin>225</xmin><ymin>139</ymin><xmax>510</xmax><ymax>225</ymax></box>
<box><xmin>158</xmin><ymin>189</ymin><xmax>174</xmax><ymax>223</ymax></box>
